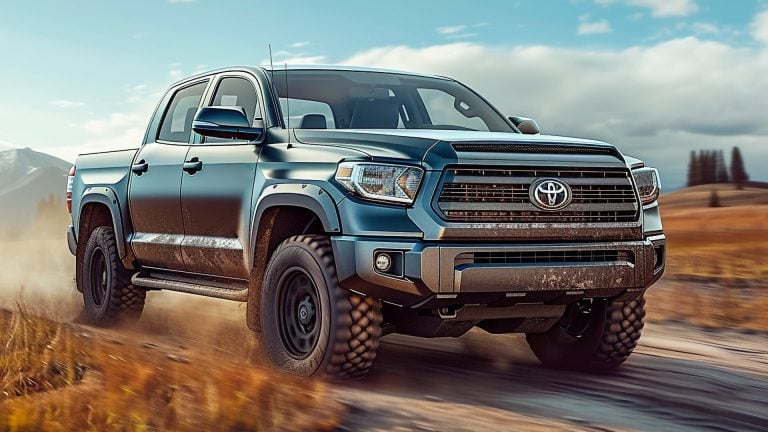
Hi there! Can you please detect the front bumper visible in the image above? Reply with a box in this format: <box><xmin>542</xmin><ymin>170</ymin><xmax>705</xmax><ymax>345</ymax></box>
<box><xmin>333</xmin><ymin>234</ymin><xmax>666</xmax><ymax>307</ymax></box>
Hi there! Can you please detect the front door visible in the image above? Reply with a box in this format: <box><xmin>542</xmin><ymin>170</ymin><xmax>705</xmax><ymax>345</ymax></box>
<box><xmin>180</xmin><ymin>75</ymin><xmax>262</xmax><ymax>278</ymax></box>
<box><xmin>128</xmin><ymin>80</ymin><xmax>208</xmax><ymax>271</ymax></box>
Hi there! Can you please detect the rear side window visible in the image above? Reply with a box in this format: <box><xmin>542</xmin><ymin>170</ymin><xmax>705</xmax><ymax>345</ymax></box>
<box><xmin>158</xmin><ymin>81</ymin><xmax>207</xmax><ymax>143</ymax></box>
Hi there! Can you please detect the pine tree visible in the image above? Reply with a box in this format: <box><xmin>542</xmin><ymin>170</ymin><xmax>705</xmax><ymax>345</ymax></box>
<box><xmin>699</xmin><ymin>150</ymin><xmax>716</xmax><ymax>185</ymax></box>
<box><xmin>716</xmin><ymin>150</ymin><xmax>729</xmax><ymax>183</ymax></box>
<box><xmin>687</xmin><ymin>150</ymin><xmax>698</xmax><ymax>187</ymax></box>
<box><xmin>709</xmin><ymin>189</ymin><xmax>721</xmax><ymax>207</ymax></box>
<box><xmin>730</xmin><ymin>146</ymin><xmax>749</xmax><ymax>189</ymax></box>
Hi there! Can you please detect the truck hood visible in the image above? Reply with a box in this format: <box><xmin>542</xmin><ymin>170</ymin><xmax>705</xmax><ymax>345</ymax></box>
<box><xmin>294</xmin><ymin>129</ymin><xmax>625</xmax><ymax>170</ymax></box>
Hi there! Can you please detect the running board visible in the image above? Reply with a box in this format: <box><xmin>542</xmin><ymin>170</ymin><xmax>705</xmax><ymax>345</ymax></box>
<box><xmin>131</xmin><ymin>272</ymin><xmax>248</xmax><ymax>302</ymax></box>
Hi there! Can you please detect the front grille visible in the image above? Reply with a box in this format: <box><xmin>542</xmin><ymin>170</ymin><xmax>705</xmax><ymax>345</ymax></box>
<box><xmin>456</xmin><ymin>250</ymin><xmax>634</xmax><ymax>266</ymax></box>
<box><xmin>436</xmin><ymin>167</ymin><xmax>639</xmax><ymax>224</ymax></box>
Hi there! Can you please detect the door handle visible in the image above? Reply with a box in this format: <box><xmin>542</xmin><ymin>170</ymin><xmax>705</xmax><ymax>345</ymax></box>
<box><xmin>131</xmin><ymin>160</ymin><xmax>148</xmax><ymax>175</ymax></box>
<box><xmin>183</xmin><ymin>158</ymin><xmax>203</xmax><ymax>174</ymax></box>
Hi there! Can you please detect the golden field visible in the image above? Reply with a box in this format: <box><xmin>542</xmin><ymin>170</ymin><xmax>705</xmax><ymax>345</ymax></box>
<box><xmin>647</xmin><ymin>184</ymin><xmax>768</xmax><ymax>332</ymax></box>
<box><xmin>0</xmin><ymin>307</ymin><xmax>341</xmax><ymax>432</ymax></box>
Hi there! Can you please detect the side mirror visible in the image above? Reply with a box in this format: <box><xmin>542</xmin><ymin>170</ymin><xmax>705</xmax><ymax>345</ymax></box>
<box><xmin>192</xmin><ymin>106</ymin><xmax>264</xmax><ymax>140</ymax></box>
<box><xmin>508</xmin><ymin>116</ymin><xmax>541</xmax><ymax>135</ymax></box>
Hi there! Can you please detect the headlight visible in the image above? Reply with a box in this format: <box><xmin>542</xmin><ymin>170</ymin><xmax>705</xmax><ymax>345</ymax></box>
<box><xmin>632</xmin><ymin>167</ymin><xmax>661</xmax><ymax>205</ymax></box>
<box><xmin>335</xmin><ymin>162</ymin><xmax>424</xmax><ymax>205</ymax></box>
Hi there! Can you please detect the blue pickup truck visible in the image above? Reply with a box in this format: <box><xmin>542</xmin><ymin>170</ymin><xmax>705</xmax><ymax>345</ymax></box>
<box><xmin>66</xmin><ymin>65</ymin><xmax>665</xmax><ymax>378</ymax></box>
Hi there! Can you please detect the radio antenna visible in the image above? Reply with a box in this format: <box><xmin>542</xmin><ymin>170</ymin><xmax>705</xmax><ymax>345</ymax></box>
<box><xmin>285</xmin><ymin>62</ymin><xmax>292</xmax><ymax>149</ymax></box>
<box><xmin>268</xmin><ymin>44</ymin><xmax>274</xmax><ymax>71</ymax></box>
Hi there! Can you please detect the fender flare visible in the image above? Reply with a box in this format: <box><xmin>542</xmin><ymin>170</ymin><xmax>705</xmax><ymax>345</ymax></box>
<box><xmin>78</xmin><ymin>187</ymin><xmax>129</xmax><ymax>259</ymax></box>
<box><xmin>249</xmin><ymin>183</ymin><xmax>341</xmax><ymax>256</ymax></box>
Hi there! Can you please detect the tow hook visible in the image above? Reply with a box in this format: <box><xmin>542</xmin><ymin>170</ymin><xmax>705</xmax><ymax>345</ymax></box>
<box><xmin>436</xmin><ymin>306</ymin><xmax>461</xmax><ymax>319</ymax></box>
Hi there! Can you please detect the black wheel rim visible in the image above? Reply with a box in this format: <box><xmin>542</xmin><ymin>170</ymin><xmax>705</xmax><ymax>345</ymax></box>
<box><xmin>277</xmin><ymin>268</ymin><xmax>321</xmax><ymax>359</ymax></box>
<box><xmin>558</xmin><ymin>298</ymin><xmax>594</xmax><ymax>338</ymax></box>
<box><xmin>89</xmin><ymin>247</ymin><xmax>109</xmax><ymax>307</ymax></box>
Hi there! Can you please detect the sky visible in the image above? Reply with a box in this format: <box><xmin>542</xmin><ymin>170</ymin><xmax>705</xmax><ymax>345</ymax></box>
<box><xmin>1</xmin><ymin>0</ymin><xmax>767</xmax><ymax>189</ymax></box>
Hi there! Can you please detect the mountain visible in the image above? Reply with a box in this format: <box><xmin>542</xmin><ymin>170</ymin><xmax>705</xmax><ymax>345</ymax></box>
<box><xmin>0</xmin><ymin>147</ymin><xmax>72</xmax><ymax>232</ymax></box>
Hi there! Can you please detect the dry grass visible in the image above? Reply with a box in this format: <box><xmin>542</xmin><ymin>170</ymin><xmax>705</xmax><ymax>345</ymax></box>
<box><xmin>0</xmin><ymin>235</ymin><xmax>341</xmax><ymax>431</ymax></box>
<box><xmin>0</xmin><ymin>307</ymin><xmax>341</xmax><ymax>432</ymax></box>
<box><xmin>648</xmin><ymin>190</ymin><xmax>768</xmax><ymax>332</ymax></box>
<box><xmin>661</xmin><ymin>205</ymin><xmax>768</xmax><ymax>280</ymax></box>
<box><xmin>647</xmin><ymin>280</ymin><xmax>768</xmax><ymax>333</ymax></box>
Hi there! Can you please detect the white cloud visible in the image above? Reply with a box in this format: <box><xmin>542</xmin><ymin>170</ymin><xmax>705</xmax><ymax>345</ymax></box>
<box><xmin>290</xmin><ymin>41</ymin><xmax>310</xmax><ymax>48</ymax></box>
<box><xmin>83</xmin><ymin>112</ymin><xmax>147</xmax><ymax>135</ymax></box>
<box><xmin>343</xmin><ymin>38</ymin><xmax>768</xmax><ymax>188</ymax></box>
<box><xmin>578</xmin><ymin>19</ymin><xmax>613</xmax><ymax>35</ymax></box>
<box><xmin>0</xmin><ymin>139</ymin><xmax>17</xmax><ymax>151</ymax></box>
<box><xmin>436</xmin><ymin>25</ymin><xmax>467</xmax><ymax>35</ymax></box>
<box><xmin>690</xmin><ymin>22</ymin><xmax>720</xmax><ymax>35</ymax></box>
<box><xmin>597</xmin><ymin>0</ymin><xmax>698</xmax><ymax>17</ymax></box>
<box><xmin>50</xmin><ymin>100</ymin><xmax>85</xmax><ymax>109</ymax></box>
<box><xmin>436</xmin><ymin>23</ymin><xmax>488</xmax><ymax>38</ymax></box>
<box><xmin>753</xmin><ymin>10</ymin><xmax>768</xmax><ymax>45</ymax></box>
<box><xmin>271</xmin><ymin>56</ymin><xmax>326</xmax><ymax>65</ymax></box>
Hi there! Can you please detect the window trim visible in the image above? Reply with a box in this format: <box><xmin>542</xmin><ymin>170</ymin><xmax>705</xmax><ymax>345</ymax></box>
<box><xmin>155</xmin><ymin>78</ymin><xmax>211</xmax><ymax>145</ymax></box>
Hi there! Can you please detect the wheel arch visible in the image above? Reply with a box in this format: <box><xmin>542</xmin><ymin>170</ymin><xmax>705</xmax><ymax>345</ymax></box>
<box><xmin>246</xmin><ymin>184</ymin><xmax>342</xmax><ymax>331</ymax></box>
<box><xmin>77</xmin><ymin>189</ymin><xmax>128</xmax><ymax>259</ymax></box>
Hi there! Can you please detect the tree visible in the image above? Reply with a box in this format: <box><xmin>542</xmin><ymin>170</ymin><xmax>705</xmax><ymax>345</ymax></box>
<box><xmin>716</xmin><ymin>150</ymin><xmax>729</xmax><ymax>183</ymax></box>
<box><xmin>709</xmin><ymin>189</ymin><xmax>721</xmax><ymax>208</ymax></box>
<box><xmin>687</xmin><ymin>150</ymin><xmax>699</xmax><ymax>187</ymax></box>
<box><xmin>730</xmin><ymin>146</ymin><xmax>749</xmax><ymax>189</ymax></box>
<box><xmin>699</xmin><ymin>150</ymin><xmax>716</xmax><ymax>185</ymax></box>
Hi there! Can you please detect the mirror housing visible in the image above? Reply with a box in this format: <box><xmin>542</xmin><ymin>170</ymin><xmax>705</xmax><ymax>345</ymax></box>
<box><xmin>192</xmin><ymin>106</ymin><xmax>264</xmax><ymax>140</ymax></box>
<box><xmin>508</xmin><ymin>116</ymin><xmax>541</xmax><ymax>135</ymax></box>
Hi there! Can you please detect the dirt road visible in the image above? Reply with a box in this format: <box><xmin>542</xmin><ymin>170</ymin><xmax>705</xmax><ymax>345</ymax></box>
<box><xmin>113</xmin><ymin>291</ymin><xmax>768</xmax><ymax>432</ymax></box>
<box><xmin>337</xmin><ymin>324</ymin><xmax>768</xmax><ymax>431</ymax></box>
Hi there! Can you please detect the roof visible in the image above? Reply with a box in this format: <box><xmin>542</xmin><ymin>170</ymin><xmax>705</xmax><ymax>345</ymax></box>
<box><xmin>260</xmin><ymin>64</ymin><xmax>449</xmax><ymax>80</ymax></box>
<box><xmin>169</xmin><ymin>64</ymin><xmax>450</xmax><ymax>87</ymax></box>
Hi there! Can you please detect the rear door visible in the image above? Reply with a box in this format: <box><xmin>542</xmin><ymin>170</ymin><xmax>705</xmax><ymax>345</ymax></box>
<box><xmin>179</xmin><ymin>73</ymin><xmax>263</xmax><ymax>278</ymax></box>
<box><xmin>128</xmin><ymin>79</ymin><xmax>209</xmax><ymax>271</ymax></box>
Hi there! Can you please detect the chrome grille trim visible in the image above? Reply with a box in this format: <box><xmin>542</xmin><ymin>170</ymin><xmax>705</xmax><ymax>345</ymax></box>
<box><xmin>436</xmin><ymin>166</ymin><xmax>639</xmax><ymax>224</ymax></box>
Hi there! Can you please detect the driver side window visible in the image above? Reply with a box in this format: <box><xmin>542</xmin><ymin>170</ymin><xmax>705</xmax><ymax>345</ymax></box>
<box><xmin>205</xmin><ymin>77</ymin><xmax>261</xmax><ymax>143</ymax></box>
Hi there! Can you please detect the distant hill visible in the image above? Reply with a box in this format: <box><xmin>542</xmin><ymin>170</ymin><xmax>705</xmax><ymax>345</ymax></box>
<box><xmin>660</xmin><ymin>183</ymin><xmax>768</xmax><ymax>210</ymax></box>
<box><xmin>0</xmin><ymin>147</ymin><xmax>71</xmax><ymax>231</ymax></box>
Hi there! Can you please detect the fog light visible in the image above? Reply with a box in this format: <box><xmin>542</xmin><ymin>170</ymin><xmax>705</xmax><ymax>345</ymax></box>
<box><xmin>375</xmin><ymin>253</ymin><xmax>392</xmax><ymax>272</ymax></box>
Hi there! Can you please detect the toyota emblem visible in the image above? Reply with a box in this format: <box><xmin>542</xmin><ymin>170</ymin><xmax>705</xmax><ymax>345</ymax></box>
<box><xmin>529</xmin><ymin>179</ymin><xmax>572</xmax><ymax>211</ymax></box>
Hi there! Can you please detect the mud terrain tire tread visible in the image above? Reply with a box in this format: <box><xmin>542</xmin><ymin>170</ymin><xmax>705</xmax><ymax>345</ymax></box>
<box><xmin>526</xmin><ymin>296</ymin><xmax>645</xmax><ymax>372</ymax></box>
<box><xmin>259</xmin><ymin>235</ymin><xmax>382</xmax><ymax>379</ymax></box>
<box><xmin>81</xmin><ymin>226</ymin><xmax>145</xmax><ymax>325</ymax></box>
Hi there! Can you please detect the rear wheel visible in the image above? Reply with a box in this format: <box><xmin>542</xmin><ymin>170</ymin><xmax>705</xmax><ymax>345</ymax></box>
<box><xmin>258</xmin><ymin>235</ymin><xmax>382</xmax><ymax>379</ymax></box>
<box><xmin>526</xmin><ymin>296</ymin><xmax>646</xmax><ymax>372</ymax></box>
<box><xmin>79</xmin><ymin>226</ymin><xmax>145</xmax><ymax>326</ymax></box>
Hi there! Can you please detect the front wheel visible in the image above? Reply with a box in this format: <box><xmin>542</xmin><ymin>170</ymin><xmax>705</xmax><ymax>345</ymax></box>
<box><xmin>258</xmin><ymin>235</ymin><xmax>383</xmax><ymax>379</ymax></box>
<box><xmin>526</xmin><ymin>296</ymin><xmax>646</xmax><ymax>372</ymax></box>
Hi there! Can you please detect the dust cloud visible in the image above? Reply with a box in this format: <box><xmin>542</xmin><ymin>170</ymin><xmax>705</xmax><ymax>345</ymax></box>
<box><xmin>0</xmin><ymin>231</ymin><xmax>260</xmax><ymax>364</ymax></box>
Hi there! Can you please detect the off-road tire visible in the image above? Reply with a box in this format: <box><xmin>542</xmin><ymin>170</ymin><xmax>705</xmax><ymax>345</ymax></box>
<box><xmin>526</xmin><ymin>296</ymin><xmax>646</xmax><ymax>372</ymax></box>
<box><xmin>258</xmin><ymin>235</ymin><xmax>383</xmax><ymax>379</ymax></box>
<box><xmin>79</xmin><ymin>226</ymin><xmax>145</xmax><ymax>326</ymax></box>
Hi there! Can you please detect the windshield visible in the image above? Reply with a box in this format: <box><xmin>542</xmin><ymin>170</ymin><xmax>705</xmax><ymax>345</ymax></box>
<box><xmin>271</xmin><ymin>69</ymin><xmax>515</xmax><ymax>132</ymax></box>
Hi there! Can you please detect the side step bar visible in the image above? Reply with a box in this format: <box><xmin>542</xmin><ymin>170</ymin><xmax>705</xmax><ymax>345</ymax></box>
<box><xmin>131</xmin><ymin>272</ymin><xmax>248</xmax><ymax>302</ymax></box>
